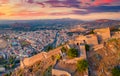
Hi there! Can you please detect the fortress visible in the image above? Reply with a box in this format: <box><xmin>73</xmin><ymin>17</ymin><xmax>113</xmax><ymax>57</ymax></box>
<box><xmin>19</xmin><ymin>27</ymin><xmax>113</xmax><ymax>76</ymax></box>
<box><xmin>69</xmin><ymin>27</ymin><xmax>111</xmax><ymax>47</ymax></box>
<box><xmin>20</xmin><ymin>27</ymin><xmax>111</xmax><ymax>67</ymax></box>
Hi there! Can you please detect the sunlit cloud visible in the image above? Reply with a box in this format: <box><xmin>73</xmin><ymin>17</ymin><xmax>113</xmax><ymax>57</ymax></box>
<box><xmin>0</xmin><ymin>0</ymin><xmax>120</xmax><ymax>20</ymax></box>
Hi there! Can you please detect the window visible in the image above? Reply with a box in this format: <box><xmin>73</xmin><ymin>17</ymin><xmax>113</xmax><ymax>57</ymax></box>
<box><xmin>77</xmin><ymin>43</ymin><xmax>79</xmax><ymax>45</ymax></box>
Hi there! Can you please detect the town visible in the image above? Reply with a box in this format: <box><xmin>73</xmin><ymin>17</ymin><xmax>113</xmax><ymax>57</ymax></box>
<box><xmin>6</xmin><ymin>26</ymin><xmax>120</xmax><ymax>76</ymax></box>
<box><xmin>0</xmin><ymin>28</ymin><xmax>77</xmax><ymax>76</ymax></box>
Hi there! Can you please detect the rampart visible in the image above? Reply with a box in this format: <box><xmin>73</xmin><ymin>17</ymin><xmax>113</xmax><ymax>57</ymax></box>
<box><xmin>20</xmin><ymin>46</ymin><xmax>62</xmax><ymax>68</ymax></box>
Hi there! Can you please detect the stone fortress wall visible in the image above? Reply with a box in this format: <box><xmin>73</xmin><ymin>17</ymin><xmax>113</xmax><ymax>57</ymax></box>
<box><xmin>52</xmin><ymin>69</ymin><xmax>71</xmax><ymax>76</ymax></box>
<box><xmin>94</xmin><ymin>27</ymin><xmax>111</xmax><ymax>43</ymax></box>
<box><xmin>69</xmin><ymin>34</ymin><xmax>98</xmax><ymax>47</ymax></box>
<box><xmin>85</xmin><ymin>34</ymin><xmax>99</xmax><ymax>46</ymax></box>
<box><xmin>20</xmin><ymin>47</ymin><xmax>62</xmax><ymax>68</ymax></box>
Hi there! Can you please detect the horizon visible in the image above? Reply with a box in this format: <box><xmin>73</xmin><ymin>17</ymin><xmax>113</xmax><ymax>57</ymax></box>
<box><xmin>0</xmin><ymin>18</ymin><xmax>120</xmax><ymax>21</ymax></box>
<box><xmin>0</xmin><ymin>0</ymin><xmax>120</xmax><ymax>20</ymax></box>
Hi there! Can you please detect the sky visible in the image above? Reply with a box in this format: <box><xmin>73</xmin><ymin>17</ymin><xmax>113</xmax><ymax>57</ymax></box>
<box><xmin>0</xmin><ymin>0</ymin><xmax>120</xmax><ymax>20</ymax></box>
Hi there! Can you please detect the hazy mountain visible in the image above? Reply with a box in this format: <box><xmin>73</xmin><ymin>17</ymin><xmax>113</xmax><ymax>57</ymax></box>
<box><xmin>0</xmin><ymin>18</ymin><xmax>84</xmax><ymax>31</ymax></box>
<box><xmin>0</xmin><ymin>18</ymin><xmax>84</xmax><ymax>24</ymax></box>
<box><xmin>81</xmin><ymin>19</ymin><xmax>120</xmax><ymax>29</ymax></box>
<box><xmin>0</xmin><ymin>19</ymin><xmax>119</xmax><ymax>31</ymax></box>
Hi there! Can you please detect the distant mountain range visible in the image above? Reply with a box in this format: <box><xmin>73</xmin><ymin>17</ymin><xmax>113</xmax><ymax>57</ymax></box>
<box><xmin>80</xmin><ymin>19</ymin><xmax>120</xmax><ymax>29</ymax></box>
<box><xmin>0</xmin><ymin>18</ymin><xmax>83</xmax><ymax>24</ymax></box>
<box><xmin>0</xmin><ymin>18</ymin><xmax>84</xmax><ymax>31</ymax></box>
<box><xmin>0</xmin><ymin>19</ymin><xmax>119</xmax><ymax>31</ymax></box>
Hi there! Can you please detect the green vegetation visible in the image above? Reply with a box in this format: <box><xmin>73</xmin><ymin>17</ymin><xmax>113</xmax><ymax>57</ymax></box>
<box><xmin>9</xmin><ymin>57</ymin><xmax>15</xmax><ymax>64</ymax></box>
<box><xmin>112</xmin><ymin>66</ymin><xmax>120</xmax><ymax>76</ymax></box>
<box><xmin>61</xmin><ymin>47</ymin><xmax>67</xmax><ymax>53</ymax></box>
<box><xmin>86</xmin><ymin>30</ymin><xmax>94</xmax><ymax>35</ymax></box>
<box><xmin>3</xmin><ymin>73</ymin><xmax>11</xmax><ymax>76</ymax></box>
<box><xmin>43</xmin><ymin>66</ymin><xmax>52</xmax><ymax>76</ymax></box>
<box><xmin>3</xmin><ymin>56</ymin><xmax>16</xmax><ymax>69</ymax></box>
<box><xmin>56</xmin><ymin>54</ymin><xmax>61</xmax><ymax>60</ymax></box>
<box><xmin>67</xmin><ymin>48</ymin><xmax>79</xmax><ymax>58</ymax></box>
<box><xmin>67</xmin><ymin>32</ymin><xmax>73</xmax><ymax>36</ymax></box>
<box><xmin>108</xmin><ymin>38</ymin><xmax>118</xmax><ymax>43</ymax></box>
<box><xmin>45</xmin><ymin>46</ymin><xmax>53</xmax><ymax>52</ymax></box>
<box><xmin>21</xmin><ymin>41</ymin><xmax>30</xmax><ymax>47</ymax></box>
<box><xmin>51</xmin><ymin>54</ymin><xmax>61</xmax><ymax>61</ymax></box>
<box><xmin>77</xmin><ymin>59</ymin><xmax>88</xmax><ymax>72</ymax></box>
<box><xmin>89</xmin><ymin>30</ymin><xmax>94</xmax><ymax>34</ymax></box>
<box><xmin>110</xmin><ymin>26</ymin><xmax>120</xmax><ymax>32</ymax></box>
<box><xmin>85</xmin><ymin>44</ymin><xmax>90</xmax><ymax>51</ymax></box>
<box><xmin>0</xmin><ymin>60</ymin><xmax>7</xmax><ymax>65</ymax></box>
<box><xmin>3</xmin><ymin>35</ymin><xmax>10</xmax><ymax>40</ymax></box>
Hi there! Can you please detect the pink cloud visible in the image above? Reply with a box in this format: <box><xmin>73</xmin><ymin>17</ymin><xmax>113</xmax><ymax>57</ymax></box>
<box><xmin>93</xmin><ymin>0</ymin><xmax>113</xmax><ymax>6</ymax></box>
<box><xmin>50</xmin><ymin>12</ymin><xmax>72</xmax><ymax>16</ymax></box>
<box><xmin>0</xmin><ymin>0</ymin><xmax>9</xmax><ymax>4</ymax></box>
<box><xmin>0</xmin><ymin>12</ymin><xmax>5</xmax><ymax>16</ymax></box>
<box><xmin>10</xmin><ymin>10</ymin><xmax>48</xmax><ymax>17</ymax></box>
<box><xmin>80</xmin><ymin>0</ymin><xmax>119</xmax><ymax>6</ymax></box>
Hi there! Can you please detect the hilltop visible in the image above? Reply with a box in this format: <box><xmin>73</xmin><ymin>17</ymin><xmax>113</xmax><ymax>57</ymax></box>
<box><xmin>10</xmin><ymin>27</ymin><xmax>120</xmax><ymax>76</ymax></box>
<box><xmin>88</xmin><ymin>38</ymin><xmax>120</xmax><ymax>76</ymax></box>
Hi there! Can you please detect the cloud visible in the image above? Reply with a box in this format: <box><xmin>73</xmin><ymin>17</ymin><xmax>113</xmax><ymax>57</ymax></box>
<box><xmin>72</xmin><ymin>12</ymin><xmax>120</xmax><ymax>20</ymax></box>
<box><xmin>26</xmin><ymin>0</ymin><xmax>45</xmax><ymax>7</ymax></box>
<box><xmin>0</xmin><ymin>0</ymin><xmax>120</xmax><ymax>20</ymax></box>
<box><xmin>10</xmin><ymin>10</ymin><xmax>48</xmax><ymax>17</ymax></box>
<box><xmin>88</xmin><ymin>6</ymin><xmax>120</xmax><ymax>12</ymax></box>
<box><xmin>44</xmin><ymin>0</ymin><xmax>81</xmax><ymax>8</ymax></box>
<box><xmin>0</xmin><ymin>12</ymin><xmax>5</xmax><ymax>16</ymax></box>
<box><xmin>50</xmin><ymin>12</ymin><xmax>72</xmax><ymax>15</ymax></box>
<box><xmin>22</xmin><ymin>0</ymin><xmax>81</xmax><ymax>8</ymax></box>
<box><xmin>0</xmin><ymin>0</ymin><xmax>9</xmax><ymax>4</ymax></box>
<box><xmin>78</xmin><ymin>0</ymin><xmax>120</xmax><ymax>7</ymax></box>
<box><xmin>92</xmin><ymin>0</ymin><xmax>112</xmax><ymax>6</ymax></box>
<box><xmin>71</xmin><ymin>5</ymin><xmax>120</xmax><ymax>15</ymax></box>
